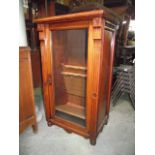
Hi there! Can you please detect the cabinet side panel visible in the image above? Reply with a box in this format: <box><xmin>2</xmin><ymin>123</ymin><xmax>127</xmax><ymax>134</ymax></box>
<box><xmin>97</xmin><ymin>30</ymin><xmax>113</xmax><ymax>129</ymax></box>
<box><xmin>19</xmin><ymin>48</ymin><xmax>37</xmax><ymax>133</ymax></box>
<box><xmin>106</xmin><ymin>31</ymin><xmax>116</xmax><ymax>116</ymax></box>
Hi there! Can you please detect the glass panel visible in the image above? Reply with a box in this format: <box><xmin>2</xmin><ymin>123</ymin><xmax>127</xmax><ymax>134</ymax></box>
<box><xmin>51</xmin><ymin>29</ymin><xmax>88</xmax><ymax>127</ymax></box>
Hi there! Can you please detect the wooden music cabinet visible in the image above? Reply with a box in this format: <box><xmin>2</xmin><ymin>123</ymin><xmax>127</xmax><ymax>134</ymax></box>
<box><xmin>34</xmin><ymin>10</ymin><xmax>119</xmax><ymax>145</ymax></box>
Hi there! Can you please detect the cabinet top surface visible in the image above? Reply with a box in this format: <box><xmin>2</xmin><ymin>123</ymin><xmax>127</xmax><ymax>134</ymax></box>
<box><xmin>34</xmin><ymin>9</ymin><xmax>121</xmax><ymax>24</ymax></box>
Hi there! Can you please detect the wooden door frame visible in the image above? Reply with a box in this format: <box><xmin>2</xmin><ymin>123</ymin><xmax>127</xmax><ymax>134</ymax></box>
<box><xmin>39</xmin><ymin>20</ymin><xmax>96</xmax><ymax>136</ymax></box>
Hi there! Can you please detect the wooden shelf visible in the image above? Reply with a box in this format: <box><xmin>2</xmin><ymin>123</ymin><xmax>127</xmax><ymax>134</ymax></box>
<box><xmin>55</xmin><ymin>103</ymin><xmax>85</xmax><ymax>119</ymax></box>
<box><xmin>61</xmin><ymin>63</ymin><xmax>87</xmax><ymax>70</ymax></box>
<box><xmin>61</xmin><ymin>72</ymin><xmax>86</xmax><ymax>78</ymax></box>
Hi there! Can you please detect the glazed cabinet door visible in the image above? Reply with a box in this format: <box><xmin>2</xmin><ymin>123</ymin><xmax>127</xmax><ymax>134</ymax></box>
<box><xmin>50</xmin><ymin>28</ymin><xmax>89</xmax><ymax>129</ymax></box>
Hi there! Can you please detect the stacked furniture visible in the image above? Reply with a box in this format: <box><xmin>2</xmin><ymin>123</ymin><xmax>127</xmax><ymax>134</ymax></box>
<box><xmin>111</xmin><ymin>65</ymin><xmax>135</xmax><ymax>108</ymax></box>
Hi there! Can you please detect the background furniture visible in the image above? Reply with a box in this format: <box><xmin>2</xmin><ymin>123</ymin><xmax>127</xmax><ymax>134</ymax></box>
<box><xmin>19</xmin><ymin>47</ymin><xmax>37</xmax><ymax>133</ymax></box>
<box><xmin>24</xmin><ymin>0</ymin><xmax>70</xmax><ymax>89</ymax></box>
<box><xmin>111</xmin><ymin>65</ymin><xmax>135</xmax><ymax>108</ymax></box>
<box><xmin>117</xmin><ymin>45</ymin><xmax>135</xmax><ymax>65</ymax></box>
<box><xmin>34</xmin><ymin>10</ymin><xmax>120</xmax><ymax>145</ymax></box>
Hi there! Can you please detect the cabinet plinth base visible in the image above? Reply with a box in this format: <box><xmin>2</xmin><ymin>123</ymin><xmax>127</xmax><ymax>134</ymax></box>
<box><xmin>100</xmin><ymin>126</ymin><xmax>104</xmax><ymax>132</ymax></box>
<box><xmin>90</xmin><ymin>139</ymin><xmax>96</xmax><ymax>145</ymax></box>
<box><xmin>47</xmin><ymin>121</ymin><xmax>53</xmax><ymax>127</ymax></box>
<box><xmin>64</xmin><ymin>129</ymin><xmax>72</xmax><ymax>134</ymax></box>
<box><xmin>104</xmin><ymin>118</ymin><xmax>108</xmax><ymax>125</ymax></box>
<box><xmin>32</xmin><ymin>124</ymin><xmax>38</xmax><ymax>133</ymax></box>
<box><xmin>104</xmin><ymin>115</ymin><xmax>109</xmax><ymax>125</ymax></box>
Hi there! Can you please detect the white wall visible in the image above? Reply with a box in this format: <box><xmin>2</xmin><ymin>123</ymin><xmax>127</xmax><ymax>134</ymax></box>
<box><xmin>129</xmin><ymin>20</ymin><xmax>135</xmax><ymax>31</ymax></box>
<box><xmin>19</xmin><ymin>0</ymin><xmax>28</xmax><ymax>46</ymax></box>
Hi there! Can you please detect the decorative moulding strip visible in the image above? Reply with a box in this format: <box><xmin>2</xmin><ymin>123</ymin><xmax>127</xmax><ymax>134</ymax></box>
<box><xmin>34</xmin><ymin>10</ymin><xmax>104</xmax><ymax>24</ymax></box>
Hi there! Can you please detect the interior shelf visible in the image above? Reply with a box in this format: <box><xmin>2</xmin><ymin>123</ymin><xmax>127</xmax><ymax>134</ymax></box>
<box><xmin>61</xmin><ymin>72</ymin><xmax>86</xmax><ymax>78</ymax></box>
<box><xmin>55</xmin><ymin>103</ymin><xmax>85</xmax><ymax>120</ymax></box>
<box><xmin>61</xmin><ymin>63</ymin><xmax>87</xmax><ymax>70</ymax></box>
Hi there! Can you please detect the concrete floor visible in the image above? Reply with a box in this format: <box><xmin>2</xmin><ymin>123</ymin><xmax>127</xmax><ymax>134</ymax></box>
<box><xmin>19</xmin><ymin>91</ymin><xmax>135</xmax><ymax>155</ymax></box>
